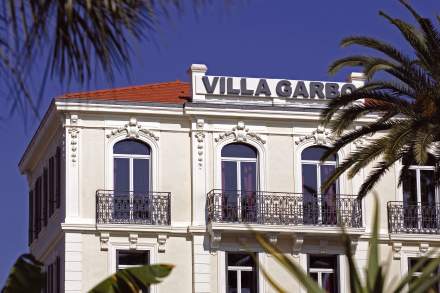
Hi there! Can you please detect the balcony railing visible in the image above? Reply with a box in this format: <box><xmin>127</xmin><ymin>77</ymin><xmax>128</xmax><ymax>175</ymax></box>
<box><xmin>388</xmin><ymin>201</ymin><xmax>440</xmax><ymax>234</ymax></box>
<box><xmin>96</xmin><ymin>190</ymin><xmax>171</xmax><ymax>225</ymax></box>
<box><xmin>206</xmin><ymin>190</ymin><xmax>362</xmax><ymax>228</ymax></box>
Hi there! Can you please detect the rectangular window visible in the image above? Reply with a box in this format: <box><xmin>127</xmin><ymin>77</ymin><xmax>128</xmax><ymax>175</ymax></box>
<box><xmin>226</xmin><ymin>252</ymin><xmax>258</xmax><ymax>293</ymax></box>
<box><xmin>409</xmin><ymin>258</ymin><xmax>440</xmax><ymax>292</ymax></box>
<box><xmin>35</xmin><ymin>177</ymin><xmax>42</xmax><ymax>237</ymax></box>
<box><xmin>117</xmin><ymin>250</ymin><xmax>150</xmax><ymax>270</ymax></box>
<box><xmin>116</xmin><ymin>250</ymin><xmax>150</xmax><ymax>293</ymax></box>
<box><xmin>43</xmin><ymin>168</ymin><xmax>48</xmax><ymax>226</ymax></box>
<box><xmin>56</xmin><ymin>256</ymin><xmax>61</xmax><ymax>293</ymax></box>
<box><xmin>28</xmin><ymin>190</ymin><xmax>34</xmax><ymax>245</ymax></box>
<box><xmin>49</xmin><ymin>157</ymin><xmax>55</xmax><ymax>216</ymax></box>
<box><xmin>56</xmin><ymin>147</ymin><xmax>61</xmax><ymax>209</ymax></box>
<box><xmin>308</xmin><ymin>255</ymin><xmax>338</xmax><ymax>293</ymax></box>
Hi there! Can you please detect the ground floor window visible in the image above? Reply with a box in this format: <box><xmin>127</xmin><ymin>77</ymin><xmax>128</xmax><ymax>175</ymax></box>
<box><xmin>308</xmin><ymin>255</ymin><xmax>338</xmax><ymax>293</ymax></box>
<box><xmin>226</xmin><ymin>252</ymin><xmax>258</xmax><ymax>293</ymax></box>
<box><xmin>117</xmin><ymin>250</ymin><xmax>150</xmax><ymax>292</ymax></box>
<box><xmin>409</xmin><ymin>258</ymin><xmax>440</xmax><ymax>292</ymax></box>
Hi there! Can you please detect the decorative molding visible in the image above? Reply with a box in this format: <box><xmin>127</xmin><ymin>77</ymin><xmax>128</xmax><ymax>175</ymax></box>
<box><xmin>100</xmin><ymin>232</ymin><xmax>110</xmax><ymax>251</ymax></box>
<box><xmin>107</xmin><ymin>117</ymin><xmax>159</xmax><ymax>140</ymax></box>
<box><xmin>68</xmin><ymin>114</ymin><xmax>79</xmax><ymax>163</ymax></box>
<box><xmin>210</xmin><ymin>231</ymin><xmax>222</xmax><ymax>250</ymax></box>
<box><xmin>419</xmin><ymin>243</ymin><xmax>429</xmax><ymax>255</ymax></box>
<box><xmin>129</xmin><ymin>233</ymin><xmax>138</xmax><ymax>250</ymax></box>
<box><xmin>157</xmin><ymin>234</ymin><xmax>167</xmax><ymax>253</ymax></box>
<box><xmin>292</xmin><ymin>235</ymin><xmax>304</xmax><ymax>257</ymax></box>
<box><xmin>194</xmin><ymin>119</ymin><xmax>205</xmax><ymax>169</ymax></box>
<box><xmin>392</xmin><ymin>242</ymin><xmax>402</xmax><ymax>259</ymax></box>
<box><xmin>215</xmin><ymin>121</ymin><xmax>266</xmax><ymax>144</ymax></box>
<box><xmin>295</xmin><ymin>125</ymin><xmax>333</xmax><ymax>146</ymax></box>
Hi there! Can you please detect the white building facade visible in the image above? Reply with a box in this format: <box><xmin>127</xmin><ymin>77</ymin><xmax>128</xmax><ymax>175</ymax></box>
<box><xmin>19</xmin><ymin>64</ymin><xmax>440</xmax><ymax>293</ymax></box>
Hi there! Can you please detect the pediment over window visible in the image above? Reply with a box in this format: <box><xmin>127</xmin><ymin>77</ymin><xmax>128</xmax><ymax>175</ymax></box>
<box><xmin>107</xmin><ymin>118</ymin><xmax>159</xmax><ymax>140</ymax></box>
<box><xmin>215</xmin><ymin>121</ymin><xmax>266</xmax><ymax>144</ymax></box>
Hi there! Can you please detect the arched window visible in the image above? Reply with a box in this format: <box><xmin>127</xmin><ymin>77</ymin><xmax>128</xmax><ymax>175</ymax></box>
<box><xmin>113</xmin><ymin>140</ymin><xmax>151</xmax><ymax>193</ymax></box>
<box><xmin>221</xmin><ymin>143</ymin><xmax>258</xmax><ymax>222</ymax></box>
<box><xmin>301</xmin><ymin>146</ymin><xmax>338</xmax><ymax>225</ymax></box>
<box><xmin>402</xmin><ymin>155</ymin><xmax>437</xmax><ymax>230</ymax></box>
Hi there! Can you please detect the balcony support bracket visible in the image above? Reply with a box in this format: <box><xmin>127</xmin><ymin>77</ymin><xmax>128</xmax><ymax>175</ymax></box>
<box><xmin>100</xmin><ymin>232</ymin><xmax>110</xmax><ymax>251</ymax></box>
<box><xmin>210</xmin><ymin>231</ymin><xmax>222</xmax><ymax>251</ymax></box>
<box><xmin>157</xmin><ymin>234</ymin><xmax>168</xmax><ymax>253</ymax></box>
<box><xmin>267</xmin><ymin>233</ymin><xmax>278</xmax><ymax>246</ymax></box>
<box><xmin>392</xmin><ymin>242</ymin><xmax>402</xmax><ymax>259</ymax></box>
<box><xmin>129</xmin><ymin>233</ymin><xmax>138</xmax><ymax>250</ymax></box>
<box><xmin>291</xmin><ymin>234</ymin><xmax>304</xmax><ymax>257</ymax></box>
<box><xmin>419</xmin><ymin>242</ymin><xmax>429</xmax><ymax>256</ymax></box>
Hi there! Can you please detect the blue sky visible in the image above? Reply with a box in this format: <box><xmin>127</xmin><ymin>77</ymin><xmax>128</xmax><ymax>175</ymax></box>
<box><xmin>1</xmin><ymin>0</ymin><xmax>439</xmax><ymax>285</ymax></box>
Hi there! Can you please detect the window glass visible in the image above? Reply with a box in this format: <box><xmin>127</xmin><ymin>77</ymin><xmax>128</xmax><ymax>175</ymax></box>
<box><xmin>226</xmin><ymin>253</ymin><xmax>257</xmax><ymax>293</ymax></box>
<box><xmin>133</xmin><ymin>159</ymin><xmax>150</xmax><ymax>193</ymax></box>
<box><xmin>301</xmin><ymin>146</ymin><xmax>337</xmax><ymax>161</ymax></box>
<box><xmin>222</xmin><ymin>143</ymin><xmax>257</xmax><ymax>158</ymax></box>
<box><xmin>409</xmin><ymin>258</ymin><xmax>440</xmax><ymax>292</ymax></box>
<box><xmin>241</xmin><ymin>162</ymin><xmax>257</xmax><ymax>192</ymax></box>
<box><xmin>114</xmin><ymin>140</ymin><xmax>150</xmax><ymax>155</ymax></box>
<box><xmin>117</xmin><ymin>250</ymin><xmax>149</xmax><ymax>267</ymax></box>
<box><xmin>309</xmin><ymin>255</ymin><xmax>338</xmax><ymax>293</ymax></box>
<box><xmin>222</xmin><ymin>161</ymin><xmax>238</xmax><ymax>191</ymax></box>
<box><xmin>403</xmin><ymin>170</ymin><xmax>418</xmax><ymax>204</ymax></box>
<box><xmin>114</xmin><ymin>158</ymin><xmax>130</xmax><ymax>193</ymax></box>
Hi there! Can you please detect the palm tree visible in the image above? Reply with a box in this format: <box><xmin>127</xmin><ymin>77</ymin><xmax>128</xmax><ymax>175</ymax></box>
<box><xmin>320</xmin><ymin>0</ymin><xmax>440</xmax><ymax>197</ymax></box>
<box><xmin>0</xmin><ymin>1</ymin><xmax>207</xmax><ymax>117</ymax></box>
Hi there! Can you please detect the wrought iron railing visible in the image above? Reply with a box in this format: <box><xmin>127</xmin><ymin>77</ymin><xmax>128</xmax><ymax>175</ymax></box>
<box><xmin>96</xmin><ymin>190</ymin><xmax>171</xmax><ymax>225</ymax></box>
<box><xmin>206</xmin><ymin>189</ymin><xmax>362</xmax><ymax>227</ymax></box>
<box><xmin>387</xmin><ymin>201</ymin><xmax>440</xmax><ymax>234</ymax></box>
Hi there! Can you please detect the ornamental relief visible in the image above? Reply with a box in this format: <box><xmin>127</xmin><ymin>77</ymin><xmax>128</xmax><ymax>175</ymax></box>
<box><xmin>106</xmin><ymin>117</ymin><xmax>159</xmax><ymax>141</ymax></box>
<box><xmin>215</xmin><ymin>121</ymin><xmax>266</xmax><ymax>144</ymax></box>
<box><xmin>194</xmin><ymin>119</ymin><xmax>205</xmax><ymax>169</ymax></box>
<box><xmin>295</xmin><ymin>125</ymin><xmax>334</xmax><ymax>146</ymax></box>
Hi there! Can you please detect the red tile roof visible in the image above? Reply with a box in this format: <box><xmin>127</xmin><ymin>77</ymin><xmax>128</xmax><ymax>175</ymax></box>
<box><xmin>59</xmin><ymin>80</ymin><xmax>191</xmax><ymax>104</ymax></box>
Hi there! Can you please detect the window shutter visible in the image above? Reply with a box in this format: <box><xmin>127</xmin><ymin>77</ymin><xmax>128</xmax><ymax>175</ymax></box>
<box><xmin>43</xmin><ymin>168</ymin><xmax>48</xmax><ymax>227</ymax></box>
<box><xmin>56</xmin><ymin>256</ymin><xmax>61</xmax><ymax>293</ymax></box>
<box><xmin>35</xmin><ymin>177</ymin><xmax>42</xmax><ymax>237</ymax></box>
<box><xmin>56</xmin><ymin>147</ymin><xmax>61</xmax><ymax>209</ymax></box>
<box><xmin>28</xmin><ymin>190</ymin><xmax>34</xmax><ymax>245</ymax></box>
<box><xmin>49</xmin><ymin>157</ymin><xmax>55</xmax><ymax>216</ymax></box>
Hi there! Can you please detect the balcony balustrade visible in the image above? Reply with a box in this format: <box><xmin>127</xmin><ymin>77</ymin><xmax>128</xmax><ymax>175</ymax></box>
<box><xmin>96</xmin><ymin>190</ymin><xmax>171</xmax><ymax>225</ymax></box>
<box><xmin>387</xmin><ymin>201</ymin><xmax>440</xmax><ymax>234</ymax></box>
<box><xmin>206</xmin><ymin>189</ymin><xmax>362</xmax><ymax>228</ymax></box>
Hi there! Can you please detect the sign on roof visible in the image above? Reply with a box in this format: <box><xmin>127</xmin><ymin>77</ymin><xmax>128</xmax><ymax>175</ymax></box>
<box><xmin>195</xmin><ymin>75</ymin><xmax>357</xmax><ymax>100</ymax></box>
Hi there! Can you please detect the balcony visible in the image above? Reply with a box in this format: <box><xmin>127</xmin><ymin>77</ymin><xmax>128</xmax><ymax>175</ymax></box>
<box><xmin>206</xmin><ymin>190</ymin><xmax>362</xmax><ymax>228</ymax></box>
<box><xmin>96</xmin><ymin>190</ymin><xmax>171</xmax><ymax>225</ymax></box>
<box><xmin>387</xmin><ymin>201</ymin><xmax>440</xmax><ymax>234</ymax></box>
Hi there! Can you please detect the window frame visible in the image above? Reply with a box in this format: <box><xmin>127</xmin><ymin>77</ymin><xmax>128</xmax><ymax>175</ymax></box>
<box><xmin>113</xmin><ymin>139</ymin><xmax>152</xmax><ymax>193</ymax></box>
<box><xmin>226</xmin><ymin>252</ymin><xmax>259</xmax><ymax>293</ymax></box>
<box><xmin>308</xmin><ymin>254</ymin><xmax>339</xmax><ymax>293</ymax></box>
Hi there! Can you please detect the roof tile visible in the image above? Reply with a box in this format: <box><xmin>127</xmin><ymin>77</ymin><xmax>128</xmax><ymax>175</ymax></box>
<box><xmin>59</xmin><ymin>80</ymin><xmax>191</xmax><ymax>104</ymax></box>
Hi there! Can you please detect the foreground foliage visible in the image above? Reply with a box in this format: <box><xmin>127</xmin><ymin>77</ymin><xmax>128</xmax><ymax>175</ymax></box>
<box><xmin>256</xmin><ymin>195</ymin><xmax>440</xmax><ymax>293</ymax></box>
<box><xmin>320</xmin><ymin>0</ymin><xmax>440</xmax><ymax>197</ymax></box>
<box><xmin>1</xmin><ymin>254</ymin><xmax>173</xmax><ymax>293</ymax></box>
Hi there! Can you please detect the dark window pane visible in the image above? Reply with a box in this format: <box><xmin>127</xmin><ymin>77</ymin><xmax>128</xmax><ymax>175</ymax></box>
<box><xmin>241</xmin><ymin>270</ymin><xmax>257</xmax><ymax>293</ymax></box>
<box><xmin>227</xmin><ymin>270</ymin><xmax>237</xmax><ymax>293</ymax></box>
<box><xmin>222</xmin><ymin>161</ymin><xmax>238</xmax><ymax>191</ymax></box>
<box><xmin>303</xmin><ymin>164</ymin><xmax>318</xmax><ymax>224</ymax></box>
<box><xmin>133</xmin><ymin>159</ymin><xmax>150</xmax><ymax>193</ymax></box>
<box><xmin>409</xmin><ymin>258</ymin><xmax>440</xmax><ymax>292</ymax></box>
<box><xmin>241</xmin><ymin>162</ymin><xmax>257</xmax><ymax>192</ymax></box>
<box><xmin>114</xmin><ymin>140</ymin><xmax>150</xmax><ymax>155</ymax></box>
<box><xmin>322</xmin><ymin>273</ymin><xmax>336</xmax><ymax>293</ymax></box>
<box><xmin>403</xmin><ymin>154</ymin><xmax>436</xmax><ymax>166</ymax></box>
<box><xmin>302</xmin><ymin>146</ymin><xmax>337</xmax><ymax>161</ymax></box>
<box><xmin>118</xmin><ymin>250</ymin><xmax>149</xmax><ymax>266</ymax></box>
<box><xmin>114</xmin><ymin>158</ymin><xmax>130</xmax><ymax>192</ymax></box>
<box><xmin>403</xmin><ymin>170</ymin><xmax>417</xmax><ymax>204</ymax></box>
<box><xmin>420</xmin><ymin>170</ymin><xmax>435</xmax><ymax>205</ymax></box>
<box><xmin>222</xmin><ymin>143</ymin><xmax>257</xmax><ymax>158</ymax></box>
<box><xmin>321</xmin><ymin>165</ymin><xmax>337</xmax><ymax>225</ymax></box>
<box><xmin>227</xmin><ymin>253</ymin><xmax>255</xmax><ymax>267</ymax></box>
<box><xmin>309</xmin><ymin>256</ymin><xmax>337</xmax><ymax>269</ymax></box>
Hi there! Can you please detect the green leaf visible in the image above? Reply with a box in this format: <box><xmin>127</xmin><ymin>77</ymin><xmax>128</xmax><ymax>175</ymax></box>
<box><xmin>89</xmin><ymin>264</ymin><xmax>174</xmax><ymax>293</ymax></box>
<box><xmin>1</xmin><ymin>254</ymin><xmax>45</xmax><ymax>293</ymax></box>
